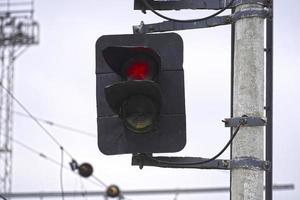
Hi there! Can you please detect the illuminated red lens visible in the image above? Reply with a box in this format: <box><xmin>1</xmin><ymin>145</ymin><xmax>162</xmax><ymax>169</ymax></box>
<box><xmin>126</xmin><ymin>61</ymin><xmax>149</xmax><ymax>80</ymax></box>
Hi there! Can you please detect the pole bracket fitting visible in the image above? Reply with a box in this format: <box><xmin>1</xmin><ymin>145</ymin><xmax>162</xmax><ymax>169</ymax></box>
<box><xmin>223</xmin><ymin>115</ymin><xmax>266</xmax><ymax>127</ymax></box>
<box><xmin>232</xmin><ymin>8</ymin><xmax>270</xmax><ymax>22</ymax></box>
<box><xmin>230</xmin><ymin>157</ymin><xmax>271</xmax><ymax>171</ymax></box>
<box><xmin>233</xmin><ymin>0</ymin><xmax>269</xmax><ymax>7</ymax></box>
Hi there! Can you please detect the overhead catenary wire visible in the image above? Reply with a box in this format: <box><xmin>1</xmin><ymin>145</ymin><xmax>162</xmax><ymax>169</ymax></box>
<box><xmin>0</xmin><ymin>82</ymin><xmax>108</xmax><ymax>189</ymax></box>
<box><xmin>0</xmin><ymin>82</ymin><xmax>75</xmax><ymax>160</ymax></box>
<box><xmin>90</xmin><ymin>175</ymin><xmax>108</xmax><ymax>188</ymax></box>
<box><xmin>141</xmin><ymin>0</ymin><xmax>235</xmax><ymax>23</ymax></box>
<box><xmin>9</xmin><ymin>135</ymin><xmax>104</xmax><ymax>188</ymax></box>
<box><xmin>9</xmin><ymin>137</ymin><xmax>106</xmax><ymax>187</ymax></box>
<box><xmin>14</xmin><ymin>110</ymin><xmax>96</xmax><ymax>138</ymax></box>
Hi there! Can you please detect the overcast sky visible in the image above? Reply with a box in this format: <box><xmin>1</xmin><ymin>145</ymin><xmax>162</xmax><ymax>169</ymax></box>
<box><xmin>7</xmin><ymin>0</ymin><xmax>300</xmax><ymax>200</ymax></box>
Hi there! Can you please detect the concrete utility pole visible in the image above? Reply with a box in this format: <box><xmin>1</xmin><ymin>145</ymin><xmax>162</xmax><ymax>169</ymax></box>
<box><xmin>231</xmin><ymin>3</ymin><xmax>265</xmax><ymax>200</ymax></box>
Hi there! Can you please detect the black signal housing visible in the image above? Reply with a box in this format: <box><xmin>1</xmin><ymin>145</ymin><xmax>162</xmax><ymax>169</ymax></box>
<box><xmin>96</xmin><ymin>33</ymin><xmax>186</xmax><ymax>155</ymax></box>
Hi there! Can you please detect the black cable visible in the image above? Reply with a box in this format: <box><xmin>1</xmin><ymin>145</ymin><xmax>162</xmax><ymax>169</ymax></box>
<box><xmin>12</xmin><ymin>136</ymin><xmax>62</xmax><ymax>166</ymax></box>
<box><xmin>145</xmin><ymin>123</ymin><xmax>243</xmax><ymax>165</ymax></box>
<box><xmin>10</xmin><ymin>136</ymin><xmax>104</xmax><ymax>188</ymax></box>
<box><xmin>14</xmin><ymin>110</ymin><xmax>96</xmax><ymax>138</ymax></box>
<box><xmin>60</xmin><ymin>147</ymin><xmax>65</xmax><ymax>200</ymax></box>
<box><xmin>0</xmin><ymin>194</ymin><xmax>7</xmax><ymax>200</ymax></box>
<box><xmin>91</xmin><ymin>175</ymin><xmax>108</xmax><ymax>188</ymax></box>
<box><xmin>0</xmin><ymin>83</ymin><xmax>108</xmax><ymax>188</ymax></box>
<box><xmin>141</xmin><ymin>0</ymin><xmax>234</xmax><ymax>23</ymax></box>
<box><xmin>0</xmin><ymin>82</ymin><xmax>75</xmax><ymax>159</ymax></box>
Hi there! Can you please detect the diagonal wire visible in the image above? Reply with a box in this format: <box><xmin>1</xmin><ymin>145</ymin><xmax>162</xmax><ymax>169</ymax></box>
<box><xmin>0</xmin><ymin>82</ymin><xmax>75</xmax><ymax>159</ymax></box>
<box><xmin>0</xmin><ymin>194</ymin><xmax>7</xmax><ymax>200</ymax></box>
<box><xmin>9</xmin><ymin>135</ymin><xmax>103</xmax><ymax>188</ymax></box>
<box><xmin>0</xmin><ymin>82</ymin><xmax>108</xmax><ymax>189</ymax></box>
<box><xmin>90</xmin><ymin>175</ymin><xmax>108</xmax><ymax>188</ymax></box>
<box><xmin>11</xmin><ymin>136</ymin><xmax>130</xmax><ymax>199</ymax></box>
<box><xmin>0</xmin><ymin>80</ymin><xmax>132</xmax><ymax>199</ymax></box>
<box><xmin>14</xmin><ymin>110</ymin><xmax>96</xmax><ymax>138</ymax></box>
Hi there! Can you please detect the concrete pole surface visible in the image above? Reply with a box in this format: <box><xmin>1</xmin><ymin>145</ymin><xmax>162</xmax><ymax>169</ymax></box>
<box><xmin>231</xmin><ymin>3</ymin><xmax>265</xmax><ymax>200</ymax></box>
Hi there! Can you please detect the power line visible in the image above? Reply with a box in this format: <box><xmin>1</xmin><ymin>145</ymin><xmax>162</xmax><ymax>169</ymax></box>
<box><xmin>14</xmin><ymin>111</ymin><xmax>96</xmax><ymax>138</ymax></box>
<box><xmin>90</xmin><ymin>175</ymin><xmax>108</xmax><ymax>188</ymax></box>
<box><xmin>0</xmin><ymin>82</ymin><xmax>108</xmax><ymax>189</ymax></box>
<box><xmin>9</xmin><ymin>136</ymin><xmax>103</xmax><ymax>188</ymax></box>
<box><xmin>0</xmin><ymin>82</ymin><xmax>75</xmax><ymax>160</ymax></box>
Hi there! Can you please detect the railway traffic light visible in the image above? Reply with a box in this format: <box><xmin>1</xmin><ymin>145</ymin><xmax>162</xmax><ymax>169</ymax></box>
<box><xmin>96</xmin><ymin>33</ymin><xmax>186</xmax><ymax>155</ymax></box>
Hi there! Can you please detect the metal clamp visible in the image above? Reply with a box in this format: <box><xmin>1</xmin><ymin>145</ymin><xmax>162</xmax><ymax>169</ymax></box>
<box><xmin>230</xmin><ymin>157</ymin><xmax>271</xmax><ymax>171</ymax></box>
<box><xmin>231</xmin><ymin>8</ymin><xmax>271</xmax><ymax>22</ymax></box>
<box><xmin>232</xmin><ymin>0</ymin><xmax>270</xmax><ymax>7</ymax></box>
<box><xmin>223</xmin><ymin>116</ymin><xmax>266</xmax><ymax>127</ymax></box>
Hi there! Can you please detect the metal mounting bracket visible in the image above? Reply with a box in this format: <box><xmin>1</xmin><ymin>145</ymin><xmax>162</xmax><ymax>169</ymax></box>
<box><xmin>133</xmin><ymin>8</ymin><xmax>269</xmax><ymax>33</ymax></box>
<box><xmin>223</xmin><ymin>116</ymin><xmax>266</xmax><ymax>127</ymax></box>
<box><xmin>132</xmin><ymin>154</ymin><xmax>230</xmax><ymax>170</ymax></box>
<box><xmin>132</xmin><ymin>154</ymin><xmax>270</xmax><ymax>171</ymax></box>
<box><xmin>230</xmin><ymin>157</ymin><xmax>271</xmax><ymax>171</ymax></box>
<box><xmin>134</xmin><ymin>0</ymin><xmax>269</xmax><ymax>11</ymax></box>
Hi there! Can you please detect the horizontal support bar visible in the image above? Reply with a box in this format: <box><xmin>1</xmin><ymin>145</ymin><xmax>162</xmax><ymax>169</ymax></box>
<box><xmin>1</xmin><ymin>185</ymin><xmax>294</xmax><ymax>198</ymax></box>
<box><xmin>223</xmin><ymin>116</ymin><xmax>266</xmax><ymax>127</ymax></box>
<box><xmin>133</xmin><ymin>15</ymin><xmax>231</xmax><ymax>33</ymax></box>
<box><xmin>230</xmin><ymin>157</ymin><xmax>271</xmax><ymax>171</ymax></box>
<box><xmin>132</xmin><ymin>154</ymin><xmax>270</xmax><ymax>171</ymax></box>
<box><xmin>132</xmin><ymin>154</ymin><xmax>230</xmax><ymax>169</ymax></box>
<box><xmin>133</xmin><ymin>8</ymin><xmax>269</xmax><ymax>33</ymax></box>
<box><xmin>134</xmin><ymin>0</ymin><xmax>269</xmax><ymax>11</ymax></box>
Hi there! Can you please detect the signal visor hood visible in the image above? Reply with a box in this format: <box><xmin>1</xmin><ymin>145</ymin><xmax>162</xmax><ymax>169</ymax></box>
<box><xmin>102</xmin><ymin>46</ymin><xmax>161</xmax><ymax>78</ymax></box>
<box><xmin>105</xmin><ymin>80</ymin><xmax>162</xmax><ymax>115</ymax></box>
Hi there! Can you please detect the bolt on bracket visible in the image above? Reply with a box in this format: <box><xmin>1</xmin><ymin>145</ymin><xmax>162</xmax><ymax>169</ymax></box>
<box><xmin>223</xmin><ymin>116</ymin><xmax>266</xmax><ymax>127</ymax></box>
<box><xmin>230</xmin><ymin>157</ymin><xmax>271</xmax><ymax>171</ymax></box>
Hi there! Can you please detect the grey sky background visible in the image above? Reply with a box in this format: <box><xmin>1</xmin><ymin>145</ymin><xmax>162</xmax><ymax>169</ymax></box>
<box><xmin>8</xmin><ymin>0</ymin><xmax>300</xmax><ymax>199</ymax></box>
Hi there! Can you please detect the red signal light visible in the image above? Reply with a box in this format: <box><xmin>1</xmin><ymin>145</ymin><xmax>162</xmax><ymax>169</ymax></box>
<box><xmin>126</xmin><ymin>61</ymin><xmax>149</xmax><ymax>80</ymax></box>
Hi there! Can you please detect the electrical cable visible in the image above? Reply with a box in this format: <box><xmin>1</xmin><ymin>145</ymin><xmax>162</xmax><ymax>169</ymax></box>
<box><xmin>11</xmin><ymin>138</ymin><xmax>128</xmax><ymax>199</ymax></box>
<box><xmin>0</xmin><ymin>194</ymin><xmax>7</xmax><ymax>200</ymax></box>
<box><xmin>60</xmin><ymin>147</ymin><xmax>65</xmax><ymax>200</ymax></box>
<box><xmin>8</xmin><ymin>135</ymin><xmax>104</xmax><ymax>187</ymax></box>
<box><xmin>0</xmin><ymin>82</ymin><xmax>75</xmax><ymax>160</ymax></box>
<box><xmin>14</xmin><ymin>110</ymin><xmax>96</xmax><ymax>138</ymax></box>
<box><xmin>91</xmin><ymin>175</ymin><xmax>108</xmax><ymax>188</ymax></box>
<box><xmin>141</xmin><ymin>0</ymin><xmax>235</xmax><ymax>23</ymax></box>
<box><xmin>145</xmin><ymin>123</ymin><xmax>243</xmax><ymax>165</ymax></box>
<box><xmin>0</xmin><ymin>82</ymin><xmax>108</xmax><ymax>189</ymax></box>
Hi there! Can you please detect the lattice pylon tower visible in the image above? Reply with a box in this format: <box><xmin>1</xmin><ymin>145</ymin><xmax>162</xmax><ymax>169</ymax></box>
<box><xmin>0</xmin><ymin>0</ymin><xmax>39</xmax><ymax>193</ymax></box>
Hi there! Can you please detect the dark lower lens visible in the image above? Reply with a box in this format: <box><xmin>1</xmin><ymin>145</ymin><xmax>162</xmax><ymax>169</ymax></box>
<box><xmin>121</xmin><ymin>95</ymin><xmax>158</xmax><ymax>134</ymax></box>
